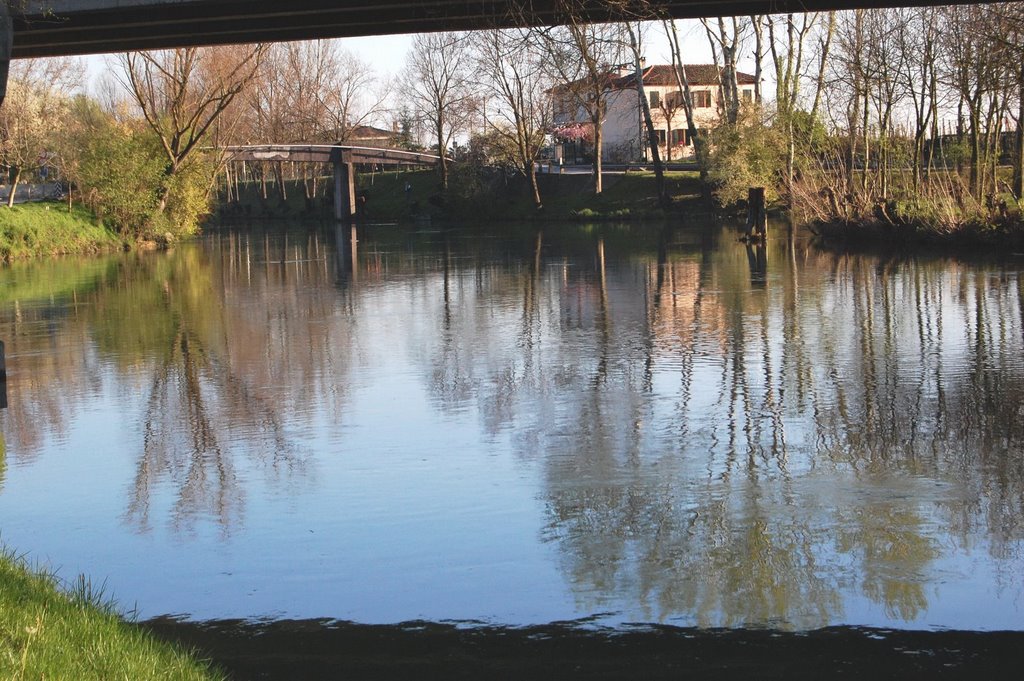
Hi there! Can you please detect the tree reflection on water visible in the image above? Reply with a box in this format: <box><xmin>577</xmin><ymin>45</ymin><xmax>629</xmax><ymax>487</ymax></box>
<box><xmin>414</xmin><ymin>224</ymin><xmax>1024</xmax><ymax>627</ymax></box>
<box><xmin>0</xmin><ymin>223</ymin><xmax>1022</xmax><ymax>628</ymax></box>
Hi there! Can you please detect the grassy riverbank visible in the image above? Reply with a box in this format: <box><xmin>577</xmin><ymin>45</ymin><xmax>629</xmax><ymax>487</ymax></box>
<box><xmin>0</xmin><ymin>202</ymin><xmax>124</xmax><ymax>261</ymax></box>
<box><xmin>0</xmin><ymin>549</ymin><xmax>223</xmax><ymax>680</ymax></box>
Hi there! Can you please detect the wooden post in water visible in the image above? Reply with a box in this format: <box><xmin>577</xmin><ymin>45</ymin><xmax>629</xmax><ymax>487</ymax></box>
<box><xmin>746</xmin><ymin>187</ymin><xmax>768</xmax><ymax>241</ymax></box>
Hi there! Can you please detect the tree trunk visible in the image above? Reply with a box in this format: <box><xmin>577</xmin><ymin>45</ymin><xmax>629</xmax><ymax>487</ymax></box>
<box><xmin>5</xmin><ymin>167</ymin><xmax>20</xmax><ymax>208</ymax></box>
<box><xmin>592</xmin><ymin>110</ymin><xmax>603</xmax><ymax>195</ymax></box>
<box><xmin>750</xmin><ymin>15</ymin><xmax>764</xmax><ymax>104</ymax></box>
<box><xmin>526</xmin><ymin>160</ymin><xmax>541</xmax><ymax>209</ymax></box>
<box><xmin>1016</xmin><ymin>64</ymin><xmax>1024</xmax><ymax>199</ymax></box>
<box><xmin>969</xmin><ymin>106</ymin><xmax>981</xmax><ymax>198</ymax></box>
<box><xmin>224</xmin><ymin>162</ymin><xmax>234</xmax><ymax>204</ymax></box>
<box><xmin>810</xmin><ymin>12</ymin><xmax>835</xmax><ymax>121</ymax></box>
<box><xmin>627</xmin><ymin>23</ymin><xmax>666</xmax><ymax>207</ymax></box>
<box><xmin>437</xmin><ymin>115</ymin><xmax>448</xmax><ymax>192</ymax></box>
<box><xmin>861</xmin><ymin>88</ymin><xmax>870</xmax><ymax>192</ymax></box>
<box><xmin>666</xmin><ymin>21</ymin><xmax>708</xmax><ymax>183</ymax></box>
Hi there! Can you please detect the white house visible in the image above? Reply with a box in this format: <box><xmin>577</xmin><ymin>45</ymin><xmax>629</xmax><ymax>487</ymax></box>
<box><xmin>552</xmin><ymin>64</ymin><xmax>757</xmax><ymax>163</ymax></box>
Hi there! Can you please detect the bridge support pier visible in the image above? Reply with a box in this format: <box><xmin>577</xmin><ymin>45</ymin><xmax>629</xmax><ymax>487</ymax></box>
<box><xmin>1</xmin><ymin>4</ymin><xmax>12</xmax><ymax>108</ymax></box>
<box><xmin>332</xmin><ymin>156</ymin><xmax>356</xmax><ymax>222</ymax></box>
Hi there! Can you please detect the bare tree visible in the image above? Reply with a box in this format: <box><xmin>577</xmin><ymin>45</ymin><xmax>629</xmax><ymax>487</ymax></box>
<box><xmin>119</xmin><ymin>44</ymin><xmax>266</xmax><ymax>209</ymax></box>
<box><xmin>665</xmin><ymin>19</ymin><xmax>708</xmax><ymax>181</ymax></box>
<box><xmin>536</xmin><ymin>16</ymin><xmax>624</xmax><ymax>195</ymax></box>
<box><xmin>765</xmin><ymin>13</ymin><xmax>818</xmax><ymax>198</ymax></box>
<box><xmin>939</xmin><ymin>4</ymin><xmax>1005</xmax><ymax>198</ymax></box>
<box><xmin>403</xmin><ymin>32</ymin><xmax>472</xmax><ymax>192</ymax></box>
<box><xmin>472</xmin><ymin>29</ymin><xmax>552</xmax><ymax>209</ymax></box>
<box><xmin>701</xmin><ymin>16</ymin><xmax>746</xmax><ymax>126</ymax></box>
<box><xmin>624</xmin><ymin>21</ymin><xmax>667</xmax><ymax>205</ymax></box>
<box><xmin>988</xmin><ymin>2</ymin><xmax>1024</xmax><ymax>198</ymax></box>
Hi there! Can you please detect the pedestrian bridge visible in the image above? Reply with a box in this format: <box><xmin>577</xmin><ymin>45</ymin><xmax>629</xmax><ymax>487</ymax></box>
<box><xmin>222</xmin><ymin>145</ymin><xmax>445</xmax><ymax>167</ymax></box>
<box><xmin>220</xmin><ymin>144</ymin><xmax>447</xmax><ymax>221</ymax></box>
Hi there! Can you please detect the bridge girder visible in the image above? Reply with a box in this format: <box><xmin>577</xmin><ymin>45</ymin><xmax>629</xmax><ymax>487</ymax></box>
<box><xmin>9</xmin><ymin>0</ymin><xmax>950</xmax><ymax>59</ymax></box>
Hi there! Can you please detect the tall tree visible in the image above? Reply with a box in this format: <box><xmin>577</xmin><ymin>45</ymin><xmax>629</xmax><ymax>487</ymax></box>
<box><xmin>665</xmin><ymin>19</ymin><xmax>708</xmax><ymax>182</ymax></box>
<box><xmin>624</xmin><ymin>21</ymin><xmax>667</xmax><ymax>206</ymax></box>
<box><xmin>766</xmin><ymin>13</ymin><xmax>818</xmax><ymax>198</ymax></box>
<box><xmin>701</xmin><ymin>16</ymin><xmax>746</xmax><ymax>126</ymax></box>
<box><xmin>119</xmin><ymin>44</ymin><xmax>266</xmax><ymax>209</ymax></box>
<box><xmin>939</xmin><ymin>4</ymin><xmax>1003</xmax><ymax>198</ymax></box>
<box><xmin>472</xmin><ymin>29</ymin><xmax>551</xmax><ymax>209</ymax></box>
<box><xmin>403</xmin><ymin>32</ymin><xmax>472</xmax><ymax>192</ymax></box>
<box><xmin>536</xmin><ymin>15</ymin><xmax>624</xmax><ymax>195</ymax></box>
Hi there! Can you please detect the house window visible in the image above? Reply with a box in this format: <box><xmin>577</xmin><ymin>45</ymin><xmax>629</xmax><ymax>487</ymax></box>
<box><xmin>742</xmin><ymin>89</ymin><xmax>753</xmax><ymax>104</ymax></box>
<box><xmin>649</xmin><ymin>90</ymin><xmax>660</xmax><ymax>108</ymax></box>
<box><xmin>690</xmin><ymin>90</ymin><xmax>711</xmax><ymax>108</ymax></box>
<box><xmin>655</xmin><ymin>129</ymin><xmax>667</xmax><ymax>146</ymax></box>
<box><xmin>670</xmin><ymin>129</ymin><xmax>687</xmax><ymax>147</ymax></box>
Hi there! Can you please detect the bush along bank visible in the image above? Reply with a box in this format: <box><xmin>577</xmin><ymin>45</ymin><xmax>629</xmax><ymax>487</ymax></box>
<box><xmin>0</xmin><ymin>548</ymin><xmax>224</xmax><ymax>681</ymax></box>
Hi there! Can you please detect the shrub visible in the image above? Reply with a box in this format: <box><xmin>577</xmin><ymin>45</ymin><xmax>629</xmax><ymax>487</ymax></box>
<box><xmin>707</xmin><ymin>109</ymin><xmax>785</xmax><ymax>207</ymax></box>
<box><xmin>76</xmin><ymin>122</ymin><xmax>165</xmax><ymax>237</ymax></box>
<box><xmin>65</xmin><ymin>102</ymin><xmax>213</xmax><ymax>242</ymax></box>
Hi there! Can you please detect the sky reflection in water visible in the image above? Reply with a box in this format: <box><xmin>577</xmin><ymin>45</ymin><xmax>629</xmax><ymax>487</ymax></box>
<box><xmin>0</xmin><ymin>222</ymin><xmax>1022</xmax><ymax>630</ymax></box>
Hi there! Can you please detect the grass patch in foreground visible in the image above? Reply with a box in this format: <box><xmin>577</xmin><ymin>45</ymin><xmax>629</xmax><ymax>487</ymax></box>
<box><xmin>0</xmin><ymin>201</ymin><xmax>123</xmax><ymax>261</ymax></box>
<box><xmin>0</xmin><ymin>549</ymin><xmax>224</xmax><ymax>681</ymax></box>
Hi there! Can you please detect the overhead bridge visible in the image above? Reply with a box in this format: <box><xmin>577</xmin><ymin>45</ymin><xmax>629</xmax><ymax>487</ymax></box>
<box><xmin>221</xmin><ymin>144</ymin><xmax>447</xmax><ymax>221</ymax></box>
<box><xmin>7</xmin><ymin>0</ymin><xmax>945</xmax><ymax>59</ymax></box>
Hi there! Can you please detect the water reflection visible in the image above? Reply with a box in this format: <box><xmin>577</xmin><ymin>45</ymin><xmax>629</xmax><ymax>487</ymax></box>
<box><xmin>0</xmin><ymin>222</ymin><xmax>1022</xmax><ymax>628</ymax></box>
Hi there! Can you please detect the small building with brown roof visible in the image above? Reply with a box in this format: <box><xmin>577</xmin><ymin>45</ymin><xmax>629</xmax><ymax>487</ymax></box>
<box><xmin>344</xmin><ymin>124</ymin><xmax>401</xmax><ymax>148</ymax></box>
<box><xmin>551</xmin><ymin>64</ymin><xmax>757</xmax><ymax>163</ymax></box>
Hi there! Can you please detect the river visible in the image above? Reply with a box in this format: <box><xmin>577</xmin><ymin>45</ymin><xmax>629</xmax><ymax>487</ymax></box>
<box><xmin>0</xmin><ymin>219</ymin><xmax>1022</xmax><ymax>633</ymax></box>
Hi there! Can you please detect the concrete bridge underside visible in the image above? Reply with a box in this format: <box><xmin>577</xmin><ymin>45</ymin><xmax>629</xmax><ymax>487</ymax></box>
<box><xmin>9</xmin><ymin>0</ymin><xmax>945</xmax><ymax>59</ymax></box>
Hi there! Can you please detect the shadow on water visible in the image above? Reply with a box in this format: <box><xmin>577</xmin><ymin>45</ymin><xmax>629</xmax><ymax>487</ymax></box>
<box><xmin>143</xmin><ymin>617</ymin><xmax>1022</xmax><ymax>680</ymax></box>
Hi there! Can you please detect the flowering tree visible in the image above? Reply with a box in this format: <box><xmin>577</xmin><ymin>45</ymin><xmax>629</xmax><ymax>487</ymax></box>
<box><xmin>0</xmin><ymin>58</ymin><xmax>79</xmax><ymax>207</ymax></box>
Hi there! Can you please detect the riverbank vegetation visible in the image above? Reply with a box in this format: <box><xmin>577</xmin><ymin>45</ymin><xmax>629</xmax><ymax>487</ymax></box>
<box><xmin>5</xmin><ymin>2</ymin><xmax>1024</xmax><ymax>253</ymax></box>
<box><xmin>0</xmin><ymin>46</ymin><xmax>263</xmax><ymax>254</ymax></box>
<box><xmin>694</xmin><ymin>4</ymin><xmax>1024</xmax><ymax>246</ymax></box>
<box><xmin>0</xmin><ymin>549</ymin><xmax>223</xmax><ymax>680</ymax></box>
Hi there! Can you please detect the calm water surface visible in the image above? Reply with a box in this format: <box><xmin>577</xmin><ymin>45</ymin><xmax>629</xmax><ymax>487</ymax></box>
<box><xmin>1</xmin><ymin>221</ymin><xmax>1022</xmax><ymax>631</ymax></box>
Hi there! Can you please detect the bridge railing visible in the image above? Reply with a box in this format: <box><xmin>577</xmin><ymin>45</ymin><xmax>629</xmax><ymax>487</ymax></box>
<box><xmin>217</xmin><ymin>144</ymin><xmax>450</xmax><ymax>167</ymax></box>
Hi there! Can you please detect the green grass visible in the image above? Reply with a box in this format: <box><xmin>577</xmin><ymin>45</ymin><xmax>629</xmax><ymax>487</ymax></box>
<box><xmin>0</xmin><ymin>201</ymin><xmax>124</xmax><ymax>261</ymax></box>
<box><xmin>0</xmin><ymin>548</ymin><xmax>224</xmax><ymax>681</ymax></box>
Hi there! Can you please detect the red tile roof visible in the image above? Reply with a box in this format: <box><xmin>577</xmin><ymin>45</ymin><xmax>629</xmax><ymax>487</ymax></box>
<box><xmin>611</xmin><ymin>64</ymin><xmax>756</xmax><ymax>88</ymax></box>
